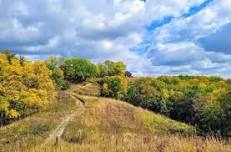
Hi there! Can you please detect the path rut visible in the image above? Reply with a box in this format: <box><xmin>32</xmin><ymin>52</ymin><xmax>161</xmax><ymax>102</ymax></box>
<box><xmin>44</xmin><ymin>94</ymin><xmax>85</xmax><ymax>145</ymax></box>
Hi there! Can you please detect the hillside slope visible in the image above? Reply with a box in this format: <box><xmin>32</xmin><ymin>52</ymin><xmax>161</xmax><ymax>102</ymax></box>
<box><xmin>0</xmin><ymin>82</ymin><xmax>230</xmax><ymax>152</ymax></box>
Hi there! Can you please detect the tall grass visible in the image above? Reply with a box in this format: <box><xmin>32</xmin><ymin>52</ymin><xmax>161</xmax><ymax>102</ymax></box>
<box><xmin>32</xmin><ymin>134</ymin><xmax>231</xmax><ymax>152</ymax></box>
<box><xmin>0</xmin><ymin>92</ymin><xmax>79</xmax><ymax>152</ymax></box>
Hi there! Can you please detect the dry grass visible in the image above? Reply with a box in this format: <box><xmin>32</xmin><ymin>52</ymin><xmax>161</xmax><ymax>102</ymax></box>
<box><xmin>0</xmin><ymin>92</ymin><xmax>79</xmax><ymax>152</ymax></box>
<box><xmin>32</xmin><ymin>133</ymin><xmax>231</xmax><ymax>152</ymax></box>
<box><xmin>72</xmin><ymin>95</ymin><xmax>195</xmax><ymax>135</ymax></box>
<box><xmin>70</xmin><ymin>81</ymin><xmax>101</xmax><ymax>96</ymax></box>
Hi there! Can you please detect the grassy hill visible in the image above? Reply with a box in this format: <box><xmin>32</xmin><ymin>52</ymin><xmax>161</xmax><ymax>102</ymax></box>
<box><xmin>0</xmin><ymin>81</ymin><xmax>230</xmax><ymax>152</ymax></box>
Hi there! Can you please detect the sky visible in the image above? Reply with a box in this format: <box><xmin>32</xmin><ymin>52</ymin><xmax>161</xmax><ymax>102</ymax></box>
<box><xmin>0</xmin><ymin>0</ymin><xmax>231</xmax><ymax>77</ymax></box>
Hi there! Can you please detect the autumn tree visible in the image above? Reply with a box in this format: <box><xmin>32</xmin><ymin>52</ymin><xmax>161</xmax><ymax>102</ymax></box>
<box><xmin>0</xmin><ymin>52</ymin><xmax>56</xmax><ymax>125</ymax></box>
<box><xmin>45</xmin><ymin>56</ymin><xmax>69</xmax><ymax>90</ymax></box>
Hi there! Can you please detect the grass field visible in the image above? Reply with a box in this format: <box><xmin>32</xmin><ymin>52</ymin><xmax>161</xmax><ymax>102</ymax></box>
<box><xmin>34</xmin><ymin>95</ymin><xmax>230</xmax><ymax>152</ymax></box>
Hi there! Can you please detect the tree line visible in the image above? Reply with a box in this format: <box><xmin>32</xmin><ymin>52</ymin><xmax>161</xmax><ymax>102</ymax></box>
<box><xmin>1</xmin><ymin>50</ymin><xmax>230</xmax><ymax>138</ymax></box>
<box><xmin>0</xmin><ymin>50</ymin><xmax>129</xmax><ymax>125</ymax></box>
<box><xmin>99</xmin><ymin>75</ymin><xmax>231</xmax><ymax>137</ymax></box>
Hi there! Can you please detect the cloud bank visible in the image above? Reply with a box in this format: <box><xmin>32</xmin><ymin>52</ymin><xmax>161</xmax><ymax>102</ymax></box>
<box><xmin>0</xmin><ymin>0</ymin><xmax>231</xmax><ymax>76</ymax></box>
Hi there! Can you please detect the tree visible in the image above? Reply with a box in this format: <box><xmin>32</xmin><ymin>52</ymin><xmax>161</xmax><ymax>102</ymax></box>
<box><xmin>45</xmin><ymin>56</ymin><xmax>69</xmax><ymax>90</ymax></box>
<box><xmin>19</xmin><ymin>56</ymin><xmax>25</xmax><ymax>66</ymax></box>
<box><xmin>1</xmin><ymin>49</ymin><xmax>16</xmax><ymax>64</ymax></box>
<box><xmin>98</xmin><ymin>60</ymin><xmax>126</xmax><ymax>77</ymax></box>
<box><xmin>45</xmin><ymin>56</ymin><xmax>64</xmax><ymax>70</ymax></box>
<box><xmin>125</xmin><ymin>71</ymin><xmax>132</xmax><ymax>77</ymax></box>
<box><xmin>63</xmin><ymin>58</ymin><xmax>98</xmax><ymax>82</ymax></box>
<box><xmin>141</xmin><ymin>96</ymin><xmax>168</xmax><ymax>115</ymax></box>
<box><xmin>51</xmin><ymin>67</ymin><xmax>70</xmax><ymax>90</ymax></box>
<box><xmin>125</xmin><ymin>79</ymin><xmax>158</xmax><ymax>106</ymax></box>
<box><xmin>0</xmin><ymin>52</ymin><xmax>57</xmax><ymax>125</ymax></box>
<box><xmin>219</xmin><ymin>91</ymin><xmax>231</xmax><ymax>137</ymax></box>
<box><xmin>100</xmin><ymin>76</ymin><xmax>127</xmax><ymax>99</ymax></box>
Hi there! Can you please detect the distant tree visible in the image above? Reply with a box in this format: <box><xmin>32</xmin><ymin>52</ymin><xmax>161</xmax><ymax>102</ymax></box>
<box><xmin>45</xmin><ymin>56</ymin><xmax>69</xmax><ymax>90</ymax></box>
<box><xmin>45</xmin><ymin>56</ymin><xmax>64</xmax><ymax>70</ymax></box>
<box><xmin>51</xmin><ymin>67</ymin><xmax>70</xmax><ymax>90</ymax></box>
<box><xmin>19</xmin><ymin>56</ymin><xmax>25</xmax><ymax>66</ymax></box>
<box><xmin>125</xmin><ymin>79</ymin><xmax>158</xmax><ymax>106</ymax></box>
<box><xmin>125</xmin><ymin>71</ymin><xmax>132</xmax><ymax>77</ymax></box>
<box><xmin>98</xmin><ymin>60</ymin><xmax>126</xmax><ymax>77</ymax></box>
<box><xmin>1</xmin><ymin>49</ymin><xmax>16</xmax><ymax>64</ymax></box>
<box><xmin>63</xmin><ymin>58</ymin><xmax>98</xmax><ymax>82</ymax></box>
<box><xmin>141</xmin><ymin>95</ymin><xmax>168</xmax><ymax>115</ymax></box>
<box><xmin>100</xmin><ymin>76</ymin><xmax>127</xmax><ymax>99</ymax></box>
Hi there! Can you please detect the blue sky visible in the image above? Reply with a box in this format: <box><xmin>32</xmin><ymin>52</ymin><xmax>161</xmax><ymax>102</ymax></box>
<box><xmin>0</xmin><ymin>0</ymin><xmax>231</xmax><ymax>76</ymax></box>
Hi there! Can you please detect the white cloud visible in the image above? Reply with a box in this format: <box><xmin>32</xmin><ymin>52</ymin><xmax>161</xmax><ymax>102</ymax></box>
<box><xmin>144</xmin><ymin>0</ymin><xmax>231</xmax><ymax>76</ymax></box>
<box><xmin>153</xmin><ymin>0</ymin><xmax>231</xmax><ymax>43</ymax></box>
<box><xmin>1</xmin><ymin>0</ymin><xmax>231</xmax><ymax>76</ymax></box>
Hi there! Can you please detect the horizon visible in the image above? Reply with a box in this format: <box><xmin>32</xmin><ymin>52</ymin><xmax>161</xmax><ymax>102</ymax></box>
<box><xmin>0</xmin><ymin>0</ymin><xmax>231</xmax><ymax>76</ymax></box>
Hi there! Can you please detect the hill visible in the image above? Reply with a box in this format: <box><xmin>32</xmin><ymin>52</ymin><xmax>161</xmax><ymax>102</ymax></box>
<box><xmin>0</xmin><ymin>82</ymin><xmax>230</xmax><ymax>152</ymax></box>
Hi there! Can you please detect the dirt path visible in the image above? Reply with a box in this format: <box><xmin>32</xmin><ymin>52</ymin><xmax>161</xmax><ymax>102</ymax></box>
<box><xmin>44</xmin><ymin>94</ymin><xmax>85</xmax><ymax>145</ymax></box>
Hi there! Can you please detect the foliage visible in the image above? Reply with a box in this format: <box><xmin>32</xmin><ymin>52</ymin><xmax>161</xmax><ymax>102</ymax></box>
<box><xmin>100</xmin><ymin>76</ymin><xmax>127</xmax><ymax>99</ymax></box>
<box><xmin>125</xmin><ymin>79</ymin><xmax>158</xmax><ymax>106</ymax></box>
<box><xmin>0</xmin><ymin>52</ymin><xmax>57</xmax><ymax>125</ymax></box>
<box><xmin>63</xmin><ymin>58</ymin><xmax>98</xmax><ymax>82</ymax></box>
<box><xmin>45</xmin><ymin>56</ymin><xmax>70</xmax><ymax>90</ymax></box>
<box><xmin>141</xmin><ymin>96</ymin><xmax>168</xmax><ymax>115</ymax></box>
<box><xmin>45</xmin><ymin>56</ymin><xmax>65</xmax><ymax>70</ymax></box>
<box><xmin>123</xmin><ymin>76</ymin><xmax>231</xmax><ymax>137</ymax></box>
<box><xmin>125</xmin><ymin>71</ymin><xmax>132</xmax><ymax>77</ymax></box>
<box><xmin>98</xmin><ymin>60</ymin><xmax>126</xmax><ymax>77</ymax></box>
<box><xmin>52</xmin><ymin>67</ymin><xmax>70</xmax><ymax>90</ymax></box>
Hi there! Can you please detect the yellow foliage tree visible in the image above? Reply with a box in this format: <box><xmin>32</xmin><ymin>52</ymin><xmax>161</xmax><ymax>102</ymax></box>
<box><xmin>0</xmin><ymin>53</ymin><xmax>56</xmax><ymax>124</ymax></box>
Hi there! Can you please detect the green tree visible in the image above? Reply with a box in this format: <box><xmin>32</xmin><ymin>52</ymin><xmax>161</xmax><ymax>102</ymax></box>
<box><xmin>45</xmin><ymin>56</ymin><xmax>64</xmax><ymax>70</ymax></box>
<box><xmin>219</xmin><ymin>91</ymin><xmax>231</xmax><ymax>137</ymax></box>
<box><xmin>125</xmin><ymin>71</ymin><xmax>132</xmax><ymax>77</ymax></box>
<box><xmin>98</xmin><ymin>60</ymin><xmax>126</xmax><ymax>77</ymax></box>
<box><xmin>63</xmin><ymin>58</ymin><xmax>98</xmax><ymax>82</ymax></box>
<box><xmin>45</xmin><ymin>56</ymin><xmax>69</xmax><ymax>90</ymax></box>
<box><xmin>141</xmin><ymin>95</ymin><xmax>168</xmax><ymax>115</ymax></box>
<box><xmin>100</xmin><ymin>76</ymin><xmax>127</xmax><ymax>99</ymax></box>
